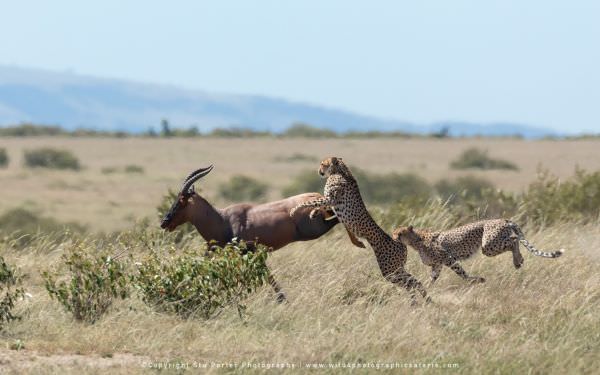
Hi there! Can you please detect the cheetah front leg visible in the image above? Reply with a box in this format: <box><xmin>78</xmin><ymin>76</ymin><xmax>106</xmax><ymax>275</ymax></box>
<box><xmin>289</xmin><ymin>198</ymin><xmax>332</xmax><ymax>218</ymax></box>
<box><xmin>447</xmin><ymin>262</ymin><xmax>486</xmax><ymax>284</ymax></box>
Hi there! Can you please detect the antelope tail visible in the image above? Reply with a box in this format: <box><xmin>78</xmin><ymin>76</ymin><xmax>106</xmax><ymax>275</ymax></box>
<box><xmin>509</xmin><ymin>221</ymin><xmax>564</xmax><ymax>258</ymax></box>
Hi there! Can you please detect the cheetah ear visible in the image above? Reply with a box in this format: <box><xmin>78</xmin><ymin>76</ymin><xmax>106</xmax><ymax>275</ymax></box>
<box><xmin>408</xmin><ymin>225</ymin><xmax>414</xmax><ymax>232</ymax></box>
<box><xmin>331</xmin><ymin>157</ymin><xmax>339</xmax><ymax>165</ymax></box>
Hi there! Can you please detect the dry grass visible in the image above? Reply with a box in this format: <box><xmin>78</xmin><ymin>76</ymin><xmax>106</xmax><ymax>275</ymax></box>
<box><xmin>1</xmin><ymin>137</ymin><xmax>599</xmax><ymax>373</ymax></box>
<box><xmin>1</xmin><ymin>137</ymin><xmax>600</xmax><ymax>231</ymax></box>
<box><xmin>0</xmin><ymin>222</ymin><xmax>598</xmax><ymax>373</ymax></box>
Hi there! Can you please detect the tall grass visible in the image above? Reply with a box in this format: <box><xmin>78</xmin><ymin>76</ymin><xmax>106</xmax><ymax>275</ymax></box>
<box><xmin>1</xmin><ymin>164</ymin><xmax>600</xmax><ymax>372</ymax></box>
<box><xmin>0</xmin><ymin>220</ymin><xmax>597</xmax><ymax>373</ymax></box>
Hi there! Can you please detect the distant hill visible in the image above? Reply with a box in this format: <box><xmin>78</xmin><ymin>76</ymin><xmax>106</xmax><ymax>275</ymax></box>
<box><xmin>0</xmin><ymin>65</ymin><xmax>557</xmax><ymax>137</ymax></box>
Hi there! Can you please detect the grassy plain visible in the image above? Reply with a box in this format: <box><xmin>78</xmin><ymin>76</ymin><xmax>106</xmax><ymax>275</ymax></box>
<box><xmin>0</xmin><ymin>137</ymin><xmax>599</xmax><ymax>373</ymax></box>
<box><xmin>2</xmin><ymin>137</ymin><xmax>600</xmax><ymax>231</ymax></box>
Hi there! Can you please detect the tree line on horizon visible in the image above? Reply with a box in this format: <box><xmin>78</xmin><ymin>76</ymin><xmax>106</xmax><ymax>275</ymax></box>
<box><xmin>0</xmin><ymin>121</ymin><xmax>523</xmax><ymax>139</ymax></box>
<box><xmin>2</xmin><ymin>120</ymin><xmax>598</xmax><ymax>140</ymax></box>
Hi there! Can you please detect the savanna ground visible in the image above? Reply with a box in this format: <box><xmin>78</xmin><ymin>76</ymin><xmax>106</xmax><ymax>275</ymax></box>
<box><xmin>0</xmin><ymin>137</ymin><xmax>599</xmax><ymax>373</ymax></box>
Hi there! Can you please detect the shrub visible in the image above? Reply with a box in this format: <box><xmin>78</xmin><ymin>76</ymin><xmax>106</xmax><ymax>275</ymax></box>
<box><xmin>0</xmin><ymin>208</ymin><xmax>86</xmax><ymax>247</ymax></box>
<box><xmin>208</xmin><ymin>127</ymin><xmax>270</xmax><ymax>137</ymax></box>
<box><xmin>435</xmin><ymin>175</ymin><xmax>496</xmax><ymax>201</ymax></box>
<box><xmin>379</xmin><ymin>198</ymin><xmax>465</xmax><ymax>232</ymax></box>
<box><xmin>281</xmin><ymin>169</ymin><xmax>325</xmax><ymax>197</ymax></box>
<box><xmin>0</xmin><ymin>256</ymin><xmax>25</xmax><ymax>331</ymax></box>
<box><xmin>131</xmin><ymin>241</ymin><xmax>269</xmax><ymax>319</ymax></box>
<box><xmin>0</xmin><ymin>123</ymin><xmax>65</xmax><ymax>136</ymax></box>
<box><xmin>353</xmin><ymin>169</ymin><xmax>432</xmax><ymax>204</ymax></box>
<box><xmin>274</xmin><ymin>153</ymin><xmax>318</xmax><ymax>163</ymax></box>
<box><xmin>450</xmin><ymin>148</ymin><xmax>518</xmax><ymax>171</ymax></box>
<box><xmin>520</xmin><ymin>168</ymin><xmax>600</xmax><ymax>226</ymax></box>
<box><xmin>24</xmin><ymin>148</ymin><xmax>81</xmax><ymax>170</ymax></box>
<box><xmin>218</xmin><ymin>175</ymin><xmax>268</xmax><ymax>202</ymax></box>
<box><xmin>124</xmin><ymin>165</ymin><xmax>144</xmax><ymax>174</ymax></box>
<box><xmin>282</xmin><ymin>123</ymin><xmax>337</xmax><ymax>138</ymax></box>
<box><xmin>42</xmin><ymin>241</ymin><xmax>130</xmax><ymax>323</ymax></box>
<box><xmin>101</xmin><ymin>166</ymin><xmax>117</xmax><ymax>174</ymax></box>
<box><xmin>0</xmin><ymin>148</ymin><xmax>8</xmax><ymax>167</ymax></box>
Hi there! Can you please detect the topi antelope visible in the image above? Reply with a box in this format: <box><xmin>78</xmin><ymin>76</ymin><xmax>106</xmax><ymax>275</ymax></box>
<box><xmin>160</xmin><ymin>165</ymin><xmax>365</xmax><ymax>302</ymax></box>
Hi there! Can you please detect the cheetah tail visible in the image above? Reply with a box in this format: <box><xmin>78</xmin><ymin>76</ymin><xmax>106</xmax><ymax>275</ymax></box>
<box><xmin>509</xmin><ymin>222</ymin><xmax>564</xmax><ymax>258</ymax></box>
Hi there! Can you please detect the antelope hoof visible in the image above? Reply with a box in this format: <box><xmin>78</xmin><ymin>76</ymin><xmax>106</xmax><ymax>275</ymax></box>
<box><xmin>275</xmin><ymin>292</ymin><xmax>287</xmax><ymax>304</ymax></box>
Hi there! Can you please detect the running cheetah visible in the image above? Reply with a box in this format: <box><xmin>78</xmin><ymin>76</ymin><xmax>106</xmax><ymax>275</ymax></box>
<box><xmin>290</xmin><ymin>157</ymin><xmax>430</xmax><ymax>302</ymax></box>
<box><xmin>392</xmin><ymin>219</ymin><xmax>564</xmax><ymax>284</ymax></box>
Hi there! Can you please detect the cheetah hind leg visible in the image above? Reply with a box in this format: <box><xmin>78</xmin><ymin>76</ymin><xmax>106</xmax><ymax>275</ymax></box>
<box><xmin>430</xmin><ymin>263</ymin><xmax>443</xmax><ymax>285</ymax></box>
<box><xmin>511</xmin><ymin>235</ymin><xmax>524</xmax><ymax>269</ymax></box>
<box><xmin>448</xmin><ymin>262</ymin><xmax>486</xmax><ymax>284</ymax></box>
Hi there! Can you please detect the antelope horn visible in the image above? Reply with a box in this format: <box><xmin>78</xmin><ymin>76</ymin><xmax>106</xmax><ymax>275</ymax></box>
<box><xmin>180</xmin><ymin>165</ymin><xmax>214</xmax><ymax>193</ymax></box>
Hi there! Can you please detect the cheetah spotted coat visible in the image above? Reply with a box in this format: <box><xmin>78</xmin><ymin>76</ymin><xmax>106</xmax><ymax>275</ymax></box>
<box><xmin>392</xmin><ymin>219</ymin><xmax>564</xmax><ymax>284</ymax></box>
<box><xmin>290</xmin><ymin>157</ymin><xmax>429</xmax><ymax>301</ymax></box>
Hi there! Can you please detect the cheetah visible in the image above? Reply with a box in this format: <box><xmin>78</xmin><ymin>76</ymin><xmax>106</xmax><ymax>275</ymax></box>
<box><xmin>392</xmin><ymin>219</ymin><xmax>564</xmax><ymax>284</ymax></box>
<box><xmin>290</xmin><ymin>157</ymin><xmax>430</xmax><ymax>302</ymax></box>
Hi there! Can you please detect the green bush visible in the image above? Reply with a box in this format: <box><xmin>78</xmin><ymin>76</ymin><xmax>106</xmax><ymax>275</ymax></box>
<box><xmin>435</xmin><ymin>175</ymin><xmax>496</xmax><ymax>201</ymax></box>
<box><xmin>0</xmin><ymin>148</ymin><xmax>8</xmax><ymax>167</ymax></box>
<box><xmin>520</xmin><ymin>168</ymin><xmax>600</xmax><ymax>226</ymax></box>
<box><xmin>101</xmin><ymin>166</ymin><xmax>117</xmax><ymax>174</ymax></box>
<box><xmin>282</xmin><ymin>123</ymin><xmax>337</xmax><ymax>138</ymax></box>
<box><xmin>131</xmin><ymin>241</ymin><xmax>269</xmax><ymax>319</ymax></box>
<box><xmin>450</xmin><ymin>148</ymin><xmax>519</xmax><ymax>171</ymax></box>
<box><xmin>124</xmin><ymin>165</ymin><xmax>144</xmax><ymax>174</ymax></box>
<box><xmin>379</xmin><ymin>198</ymin><xmax>465</xmax><ymax>232</ymax></box>
<box><xmin>0</xmin><ymin>256</ymin><xmax>25</xmax><ymax>331</ymax></box>
<box><xmin>274</xmin><ymin>153</ymin><xmax>318</xmax><ymax>163</ymax></box>
<box><xmin>0</xmin><ymin>123</ymin><xmax>66</xmax><ymax>136</ymax></box>
<box><xmin>208</xmin><ymin>127</ymin><xmax>271</xmax><ymax>137</ymax></box>
<box><xmin>218</xmin><ymin>175</ymin><xmax>269</xmax><ymax>202</ymax></box>
<box><xmin>281</xmin><ymin>169</ymin><xmax>326</xmax><ymax>197</ymax></box>
<box><xmin>42</xmin><ymin>241</ymin><xmax>130</xmax><ymax>323</ymax></box>
<box><xmin>353</xmin><ymin>169</ymin><xmax>431</xmax><ymax>204</ymax></box>
<box><xmin>0</xmin><ymin>208</ymin><xmax>86</xmax><ymax>247</ymax></box>
<box><xmin>24</xmin><ymin>148</ymin><xmax>81</xmax><ymax>170</ymax></box>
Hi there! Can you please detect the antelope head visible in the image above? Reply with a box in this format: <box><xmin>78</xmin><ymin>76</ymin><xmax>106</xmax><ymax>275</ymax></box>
<box><xmin>160</xmin><ymin>165</ymin><xmax>214</xmax><ymax>231</ymax></box>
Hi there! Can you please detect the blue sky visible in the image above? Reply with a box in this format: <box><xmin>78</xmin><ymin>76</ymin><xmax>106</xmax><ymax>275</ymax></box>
<box><xmin>1</xmin><ymin>0</ymin><xmax>599</xmax><ymax>132</ymax></box>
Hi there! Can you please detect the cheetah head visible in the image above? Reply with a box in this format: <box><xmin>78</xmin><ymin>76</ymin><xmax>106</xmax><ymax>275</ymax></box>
<box><xmin>392</xmin><ymin>225</ymin><xmax>422</xmax><ymax>246</ymax></box>
<box><xmin>318</xmin><ymin>156</ymin><xmax>345</xmax><ymax>178</ymax></box>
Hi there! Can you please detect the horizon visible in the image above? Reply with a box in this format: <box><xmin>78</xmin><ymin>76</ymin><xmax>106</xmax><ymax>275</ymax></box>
<box><xmin>1</xmin><ymin>1</ymin><xmax>599</xmax><ymax>133</ymax></box>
